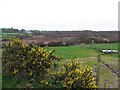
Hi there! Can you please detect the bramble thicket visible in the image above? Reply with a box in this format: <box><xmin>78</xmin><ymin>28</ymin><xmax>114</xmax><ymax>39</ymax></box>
<box><xmin>2</xmin><ymin>38</ymin><xmax>97</xmax><ymax>89</ymax></box>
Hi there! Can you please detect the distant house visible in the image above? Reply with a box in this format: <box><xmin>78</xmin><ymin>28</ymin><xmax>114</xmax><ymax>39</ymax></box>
<box><xmin>102</xmin><ymin>50</ymin><xmax>118</xmax><ymax>53</ymax></box>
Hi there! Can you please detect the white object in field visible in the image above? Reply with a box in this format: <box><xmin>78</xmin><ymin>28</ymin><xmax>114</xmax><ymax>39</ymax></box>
<box><xmin>26</xmin><ymin>31</ymin><xmax>32</xmax><ymax>33</ymax></box>
<box><xmin>102</xmin><ymin>50</ymin><xmax>118</xmax><ymax>53</ymax></box>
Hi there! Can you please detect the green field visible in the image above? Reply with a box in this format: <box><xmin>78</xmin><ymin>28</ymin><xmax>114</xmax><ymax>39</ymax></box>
<box><xmin>84</xmin><ymin>43</ymin><xmax>119</xmax><ymax>51</ymax></box>
<box><xmin>44</xmin><ymin>43</ymin><xmax>118</xmax><ymax>67</ymax></box>
<box><xmin>2</xmin><ymin>43</ymin><xmax>119</xmax><ymax>88</ymax></box>
<box><xmin>45</xmin><ymin>46</ymin><xmax>99</xmax><ymax>59</ymax></box>
<box><xmin>1</xmin><ymin>33</ymin><xmax>32</xmax><ymax>40</ymax></box>
<box><xmin>44</xmin><ymin>43</ymin><xmax>119</xmax><ymax>88</ymax></box>
<box><xmin>2</xmin><ymin>33</ymin><xmax>19</xmax><ymax>39</ymax></box>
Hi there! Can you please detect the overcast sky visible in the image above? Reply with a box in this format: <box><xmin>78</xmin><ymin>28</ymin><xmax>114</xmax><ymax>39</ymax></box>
<box><xmin>0</xmin><ymin>0</ymin><xmax>119</xmax><ymax>31</ymax></box>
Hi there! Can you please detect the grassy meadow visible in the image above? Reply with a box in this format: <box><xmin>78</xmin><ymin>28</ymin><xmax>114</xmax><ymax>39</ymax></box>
<box><xmin>44</xmin><ymin>43</ymin><xmax>119</xmax><ymax>88</ymax></box>
<box><xmin>2</xmin><ymin>42</ymin><xmax>119</xmax><ymax>88</ymax></box>
<box><xmin>1</xmin><ymin>33</ymin><xmax>32</xmax><ymax>40</ymax></box>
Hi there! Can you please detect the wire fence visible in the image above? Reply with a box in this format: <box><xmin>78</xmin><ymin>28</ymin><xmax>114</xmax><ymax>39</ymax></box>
<box><xmin>96</xmin><ymin>54</ymin><xmax>119</xmax><ymax>88</ymax></box>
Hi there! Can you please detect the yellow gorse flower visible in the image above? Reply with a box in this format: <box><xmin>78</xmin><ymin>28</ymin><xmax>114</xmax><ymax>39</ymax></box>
<box><xmin>13</xmin><ymin>68</ymin><xmax>18</xmax><ymax>74</ymax></box>
<box><xmin>29</xmin><ymin>71</ymin><xmax>33</xmax><ymax>76</ymax></box>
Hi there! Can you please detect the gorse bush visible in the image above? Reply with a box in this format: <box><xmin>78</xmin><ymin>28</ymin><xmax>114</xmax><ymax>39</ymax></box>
<box><xmin>51</xmin><ymin>61</ymin><xmax>97</xmax><ymax>89</ymax></box>
<box><xmin>2</xmin><ymin>38</ymin><xmax>97</xmax><ymax>89</ymax></box>
<box><xmin>2</xmin><ymin>38</ymin><xmax>61</xmax><ymax>82</ymax></box>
